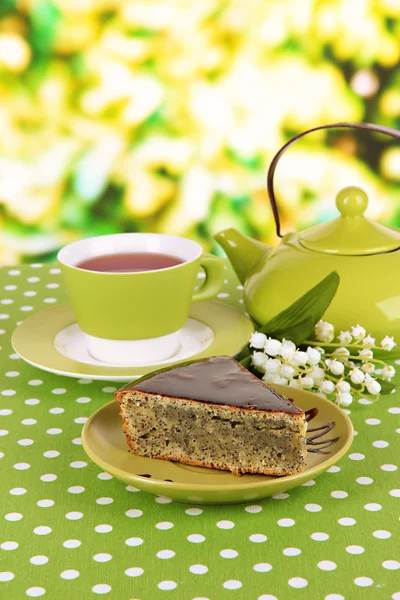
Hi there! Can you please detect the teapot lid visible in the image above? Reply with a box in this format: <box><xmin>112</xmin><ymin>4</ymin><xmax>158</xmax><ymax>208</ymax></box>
<box><xmin>298</xmin><ymin>186</ymin><xmax>400</xmax><ymax>256</ymax></box>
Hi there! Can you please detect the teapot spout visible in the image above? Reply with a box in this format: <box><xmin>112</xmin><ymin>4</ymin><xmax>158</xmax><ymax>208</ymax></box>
<box><xmin>214</xmin><ymin>228</ymin><xmax>271</xmax><ymax>284</ymax></box>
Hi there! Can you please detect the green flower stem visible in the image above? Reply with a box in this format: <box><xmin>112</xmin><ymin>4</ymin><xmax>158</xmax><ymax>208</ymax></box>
<box><xmin>304</xmin><ymin>340</ymin><xmax>386</xmax><ymax>351</ymax></box>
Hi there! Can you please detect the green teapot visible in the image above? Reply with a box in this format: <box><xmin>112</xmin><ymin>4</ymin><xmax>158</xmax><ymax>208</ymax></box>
<box><xmin>215</xmin><ymin>122</ymin><xmax>400</xmax><ymax>353</ymax></box>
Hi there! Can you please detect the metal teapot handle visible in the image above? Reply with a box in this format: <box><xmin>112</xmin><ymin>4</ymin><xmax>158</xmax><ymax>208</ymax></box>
<box><xmin>267</xmin><ymin>122</ymin><xmax>400</xmax><ymax>238</ymax></box>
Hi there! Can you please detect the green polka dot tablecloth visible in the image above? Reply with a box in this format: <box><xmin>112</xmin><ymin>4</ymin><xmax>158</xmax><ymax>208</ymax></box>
<box><xmin>1</xmin><ymin>263</ymin><xmax>399</xmax><ymax>600</ymax></box>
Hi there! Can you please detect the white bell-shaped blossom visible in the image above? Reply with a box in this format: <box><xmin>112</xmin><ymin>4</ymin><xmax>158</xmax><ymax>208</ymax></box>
<box><xmin>351</xmin><ymin>324</ymin><xmax>366</xmax><ymax>340</ymax></box>
<box><xmin>320</xmin><ymin>380</ymin><xmax>335</xmax><ymax>394</ymax></box>
<box><xmin>299</xmin><ymin>376</ymin><xmax>314</xmax><ymax>389</ymax></box>
<box><xmin>381</xmin><ymin>336</ymin><xmax>396</xmax><ymax>351</ymax></box>
<box><xmin>264</xmin><ymin>358</ymin><xmax>281</xmax><ymax>374</ymax></box>
<box><xmin>280</xmin><ymin>364</ymin><xmax>295</xmax><ymax>380</ymax></box>
<box><xmin>361</xmin><ymin>362</ymin><xmax>375</xmax><ymax>374</ymax></box>
<box><xmin>280</xmin><ymin>340</ymin><xmax>296</xmax><ymax>361</ymax></box>
<box><xmin>338</xmin><ymin>331</ymin><xmax>352</xmax><ymax>344</ymax></box>
<box><xmin>336</xmin><ymin>392</ymin><xmax>353</xmax><ymax>406</ymax></box>
<box><xmin>291</xmin><ymin>351</ymin><xmax>308</xmax><ymax>366</ymax></box>
<box><xmin>251</xmin><ymin>352</ymin><xmax>268</xmax><ymax>373</ymax></box>
<box><xmin>381</xmin><ymin>365</ymin><xmax>395</xmax><ymax>381</ymax></box>
<box><xmin>326</xmin><ymin>359</ymin><xmax>345</xmax><ymax>376</ymax></box>
<box><xmin>362</xmin><ymin>335</ymin><xmax>375</xmax><ymax>348</ymax></box>
<box><xmin>366</xmin><ymin>378</ymin><xmax>381</xmax><ymax>395</ymax></box>
<box><xmin>349</xmin><ymin>367</ymin><xmax>365</xmax><ymax>384</ymax></box>
<box><xmin>358</xmin><ymin>349</ymin><xmax>374</xmax><ymax>361</ymax></box>
<box><xmin>336</xmin><ymin>380</ymin><xmax>351</xmax><ymax>393</ymax></box>
<box><xmin>249</xmin><ymin>332</ymin><xmax>267</xmax><ymax>349</ymax></box>
<box><xmin>306</xmin><ymin>347</ymin><xmax>321</xmax><ymax>365</ymax></box>
<box><xmin>333</xmin><ymin>347</ymin><xmax>350</xmax><ymax>357</ymax></box>
<box><xmin>310</xmin><ymin>366</ymin><xmax>325</xmax><ymax>382</ymax></box>
<box><xmin>315</xmin><ymin>320</ymin><xmax>335</xmax><ymax>343</ymax></box>
<box><xmin>264</xmin><ymin>338</ymin><xmax>282</xmax><ymax>357</ymax></box>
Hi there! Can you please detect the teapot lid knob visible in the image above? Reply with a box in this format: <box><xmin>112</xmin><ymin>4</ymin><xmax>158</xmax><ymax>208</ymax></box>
<box><xmin>336</xmin><ymin>186</ymin><xmax>368</xmax><ymax>218</ymax></box>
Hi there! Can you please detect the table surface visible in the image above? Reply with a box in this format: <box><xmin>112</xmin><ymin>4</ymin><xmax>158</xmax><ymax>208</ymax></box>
<box><xmin>0</xmin><ymin>263</ymin><xmax>399</xmax><ymax>600</ymax></box>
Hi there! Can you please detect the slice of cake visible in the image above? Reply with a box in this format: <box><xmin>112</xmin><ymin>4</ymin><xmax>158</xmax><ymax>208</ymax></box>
<box><xmin>115</xmin><ymin>356</ymin><xmax>307</xmax><ymax>476</ymax></box>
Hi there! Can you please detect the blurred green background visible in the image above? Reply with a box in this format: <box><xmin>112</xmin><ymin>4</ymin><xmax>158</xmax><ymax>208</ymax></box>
<box><xmin>1</xmin><ymin>0</ymin><xmax>400</xmax><ymax>265</ymax></box>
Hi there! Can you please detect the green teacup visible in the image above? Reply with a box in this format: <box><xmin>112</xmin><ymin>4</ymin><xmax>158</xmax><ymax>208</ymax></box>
<box><xmin>58</xmin><ymin>233</ymin><xmax>224</xmax><ymax>366</ymax></box>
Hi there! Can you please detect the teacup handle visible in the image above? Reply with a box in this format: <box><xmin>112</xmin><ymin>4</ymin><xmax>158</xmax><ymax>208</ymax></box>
<box><xmin>266</xmin><ymin>121</ymin><xmax>400</xmax><ymax>238</ymax></box>
<box><xmin>193</xmin><ymin>254</ymin><xmax>224</xmax><ymax>302</ymax></box>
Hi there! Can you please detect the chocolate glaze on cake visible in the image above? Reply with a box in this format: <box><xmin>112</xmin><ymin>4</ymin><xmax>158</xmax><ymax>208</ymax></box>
<box><xmin>126</xmin><ymin>356</ymin><xmax>302</xmax><ymax>414</ymax></box>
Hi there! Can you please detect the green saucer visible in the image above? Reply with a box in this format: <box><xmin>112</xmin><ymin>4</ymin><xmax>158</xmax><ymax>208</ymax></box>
<box><xmin>82</xmin><ymin>385</ymin><xmax>353</xmax><ymax>504</ymax></box>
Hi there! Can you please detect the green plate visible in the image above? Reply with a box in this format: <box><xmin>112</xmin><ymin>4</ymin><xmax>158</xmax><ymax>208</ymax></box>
<box><xmin>82</xmin><ymin>385</ymin><xmax>354</xmax><ymax>504</ymax></box>
<box><xmin>12</xmin><ymin>300</ymin><xmax>253</xmax><ymax>381</ymax></box>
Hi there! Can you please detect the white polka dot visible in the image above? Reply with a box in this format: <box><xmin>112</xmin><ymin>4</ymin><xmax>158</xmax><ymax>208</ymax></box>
<box><xmin>72</xmin><ymin>437</ymin><xmax>81</xmax><ymax>445</ymax></box>
<box><xmin>253</xmin><ymin>563</ymin><xmax>272</xmax><ymax>572</ymax></box>
<box><xmin>305</xmin><ymin>503</ymin><xmax>322</xmax><ymax>512</ymax></box>
<box><xmin>96</xmin><ymin>497</ymin><xmax>113</xmax><ymax>505</ymax></box>
<box><xmin>311</xmin><ymin>532</ymin><xmax>329</xmax><ymax>541</ymax></box>
<box><xmin>0</xmin><ymin>314</ymin><xmax>10</xmax><ymax>320</ymax></box>
<box><xmin>70</xmin><ymin>461</ymin><xmax>87</xmax><ymax>468</ymax></box>
<box><xmin>288</xmin><ymin>577</ymin><xmax>308</xmax><ymax>588</ymax></box>
<box><xmin>33</xmin><ymin>526</ymin><xmax>52</xmax><ymax>535</ymax></box>
<box><xmin>44</xmin><ymin>298</ymin><xmax>57</xmax><ymax>303</ymax></box>
<box><xmin>383</xmin><ymin>560</ymin><xmax>400</xmax><ymax>570</ymax></box>
<box><xmin>43</xmin><ymin>451</ymin><xmax>60</xmax><ymax>458</ymax></box>
<box><xmin>37</xmin><ymin>499</ymin><xmax>54</xmax><ymax>508</ymax></box>
<box><xmin>5</xmin><ymin>371</ymin><xmax>19</xmax><ymax>378</ymax></box>
<box><xmin>338</xmin><ymin>517</ymin><xmax>356</xmax><ymax>526</ymax></box>
<box><xmin>354</xmin><ymin>577</ymin><xmax>373</xmax><ymax>587</ymax></box>
<box><xmin>29</xmin><ymin>379</ymin><xmax>42</xmax><ymax>386</ymax></box>
<box><xmin>92</xmin><ymin>584</ymin><xmax>111</xmax><ymax>594</ymax></box>
<box><xmin>381</xmin><ymin>464</ymin><xmax>398</xmax><ymax>471</ymax></box>
<box><xmin>249</xmin><ymin>534</ymin><xmax>267</xmax><ymax>542</ymax></box>
<box><xmin>94</xmin><ymin>553</ymin><xmax>112</xmax><ymax>563</ymax></box>
<box><xmin>258</xmin><ymin>596</ymin><xmax>278</xmax><ymax>600</ymax></box>
<box><xmin>220</xmin><ymin>549</ymin><xmax>238</xmax><ymax>558</ymax></box>
<box><xmin>283</xmin><ymin>547</ymin><xmax>301</xmax><ymax>556</ymax></box>
<box><xmin>156</xmin><ymin>521</ymin><xmax>174</xmax><ymax>530</ymax></box>
<box><xmin>52</xmin><ymin>388</ymin><xmax>66</xmax><ymax>395</ymax></box>
<box><xmin>157</xmin><ymin>550</ymin><xmax>175</xmax><ymax>559</ymax></box>
<box><xmin>125</xmin><ymin>567</ymin><xmax>144</xmax><ymax>577</ymax></box>
<box><xmin>31</xmin><ymin>263</ymin><xmax>43</xmax><ymax>268</ymax></box>
<box><xmin>1</xmin><ymin>299</ymin><xmax>13</xmax><ymax>304</ymax></box>
<box><xmin>278</xmin><ymin>518</ymin><xmax>295</xmax><ymax>526</ymax></box>
<box><xmin>30</xmin><ymin>556</ymin><xmax>49</xmax><ymax>565</ymax></box>
<box><xmin>373</xmin><ymin>440</ymin><xmax>389</xmax><ymax>448</ymax></box>
<box><xmin>63</xmin><ymin>540</ymin><xmax>81</xmax><ymax>548</ymax></box>
<box><xmin>318</xmin><ymin>560</ymin><xmax>337</xmax><ymax>571</ymax></box>
<box><xmin>388</xmin><ymin>407</ymin><xmax>400</xmax><ymax>414</ymax></box>
<box><xmin>47</xmin><ymin>428</ymin><xmax>62</xmax><ymax>435</ymax></box>
<box><xmin>392</xmin><ymin>594</ymin><xmax>400</xmax><ymax>600</ymax></box>
<box><xmin>223</xmin><ymin>580</ymin><xmax>242</xmax><ymax>590</ymax></box>
<box><xmin>102</xmin><ymin>386</ymin><xmax>117</xmax><ymax>393</ymax></box>
<box><xmin>95</xmin><ymin>524</ymin><xmax>112</xmax><ymax>534</ymax></box>
<box><xmin>1</xmin><ymin>389</ymin><xmax>15</xmax><ymax>396</ymax></box>
<box><xmin>217</xmin><ymin>520</ymin><xmax>234</xmax><ymax>529</ymax></box>
<box><xmin>357</xmin><ymin>477</ymin><xmax>373</xmax><ymax>485</ymax></box>
<box><xmin>390</xmin><ymin>489</ymin><xmax>400</xmax><ymax>497</ymax></box>
<box><xmin>40</xmin><ymin>474</ymin><xmax>57</xmax><ymax>482</ymax></box>
<box><xmin>74</xmin><ymin>417</ymin><xmax>87</xmax><ymax>424</ymax></box>
<box><xmin>66</xmin><ymin>511</ymin><xmax>83</xmax><ymax>520</ymax></box>
<box><xmin>373</xmin><ymin>529</ymin><xmax>391</xmax><ymax>539</ymax></box>
<box><xmin>26</xmin><ymin>589</ymin><xmax>46</xmax><ymax>598</ymax></box>
<box><xmin>50</xmin><ymin>268</ymin><xmax>60</xmax><ymax>274</ymax></box>
<box><xmin>158</xmin><ymin>581</ymin><xmax>177</xmax><ymax>590</ymax></box>
<box><xmin>331</xmin><ymin>490</ymin><xmax>348</xmax><ymax>499</ymax></box>
<box><xmin>1</xmin><ymin>542</ymin><xmax>18</xmax><ymax>550</ymax></box>
<box><xmin>76</xmin><ymin>396</ymin><xmax>91</xmax><ymax>403</ymax></box>
<box><xmin>5</xmin><ymin>512</ymin><xmax>23</xmax><ymax>521</ymax></box>
<box><xmin>0</xmin><ymin>430</ymin><xmax>8</xmax><ymax>436</ymax></box>
<box><xmin>21</xmin><ymin>306</ymin><xmax>33</xmax><ymax>311</ymax></box>
<box><xmin>349</xmin><ymin>453</ymin><xmax>365</xmax><ymax>461</ymax></box>
<box><xmin>10</xmin><ymin>487</ymin><xmax>27</xmax><ymax>495</ymax></box>
<box><xmin>24</xmin><ymin>291</ymin><xmax>37</xmax><ymax>297</ymax></box>
<box><xmin>98</xmin><ymin>472</ymin><xmax>113</xmax><ymax>480</ymax></box>
<box><xmin>8</xmin><ymin>269</ymin><xmax>20</xmax><ymax>275</ymax></box>
<box><xmin>9</xmin><ymin>353</ymin><xmax>20</xmax><ymax>359</ymax></box>
<box><xmin>155</xmin><ymin>496</ymin><xmax>172</xmax><ymax>504</ymax></box>
<box><xmin>68</xmin><ymin>486</ymin><xmax>85</xmax><ymax>494</ymax></box>
<box><xmin>4</xmin><ymin>285</ymin><xmax>16</xmax><ymax>290</ymax></box>
<box><xmin>364</xmin><ymin>503</ymin><xmax>382</xmax><ymax>511</ymax></box>
<box><xmin>325</xmin><ymin>596</ymin><xmax>344</xmax><ymax>600</ymax></box>
<box><xmin>125</xmin><ymin>537</ymin><xmax>143</xmax><ymax>546</ymax></box>
<box><xmin>0</xmin><ymin>408</ymin><xmax>12</xmax><ymax>415</ymax></box>
<box><xmin>187</xmin><ymin>534</ymin><xmax>205</xmax><ymax>543</ymax></box>
<box><xmin>0</xmin><ymin>572</ymin><xmax>14</xmax><ymax>582</ymax></box>
<box><xmin>25</xmin><ymin>399</ymin><xmax>39</xmax><ymax>405</ymax></box>
<box><xmin>189</xmin><ymin>564</ymin><xmax>208</xmax><ymax>574</ymax></box>
<box><xmin>245</xmin><ymin>505</ymin><xmax>262</xmax><ymax>513</ymax></box>
<box><xmin>366</xmin><ymin>418</ymin><xmax>381</xmax><ymax>425</ymax></box>
<box><xmin>47</xmin><ymin>283</ymin><xmax>60</xmax><ymax>288</ymax></box>
<box><xmin>346</xmin><ymin>545</ymin><xmax>365</xmax><ymax>554</ymax></box>
<box><xmin>60</xmin><ymin>569</ymin><xmax>79</xmax><ymax>580</ymax></box>
<box><xmin>22</xmin><ymin>419</ymin><xmax>36</xmax><ymax>426</ymax></box>
<box><xmin>125</xmin><ymin>509</ymin><xmax>142</xmax><ymax>518</ymax></box>
<box><xmin>78</xmin><ymin>379</ymin><xmax>92</xmax><ymax>384</ymax></box>
<box><xmin>185</xmin><ymin>508</ymin><xmax>203</xmax><ymax>516</ymax></box>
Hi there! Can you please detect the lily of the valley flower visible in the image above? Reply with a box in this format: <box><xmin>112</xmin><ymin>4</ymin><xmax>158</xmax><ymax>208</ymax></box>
<box><xmin>336</xmin><ymin>392</ymin><xmax>353</xmax><ymax>406</ymax></box>
<box><xmin>306</xmin><ymin>346</ymin><xmax>321</xmax><ymax>365</ymax></box>
<box><xmin>358</xmin><ymin>348</ymin><xmax>374</xmax><ymax>361</ymax></box>
<box><xmin>366</xmin><ymin>378</ymin><xmax>381</xmax><ymax>395</ymax></box>
<box><xmin>315</xmin><ymin>320</ymin><xmax>335</xmax><ymax>343</ymax></box>
<box><xmin>351</xmin><ymin>324</ymin><xmax>366</xmax><ymax>339</ymax></box>
<box><xmin>381</xmin><ymin>365</ymin><xmax>395</xmax><ymax>381</ymax></box>
<box><xmin>264</xmin><ymin>338</ymin><xmax>282</xmax><ymax>357</ymax></box>
<box><xmin>249</xmin><ymin>331</ymin><xmax>267</xmax><ymax>349</ymax></box>
<box><xmin>381</xmin><ymin>336</ymin><xmax>396</xmax><ymax>351</ymax></box>
<box><xmin>362</xmin><ymin>334</ymin><xmax>376</xmax><ymax>348</ymax></box>
<box><xmin>338</xmin><ymin>330</ymin><xmax>352</xmax><ymax>344</ymax></box>
<box><xmin>326</xmin><ymin>358</ymin><xmax>345</xmax><ymax>376</ymax></box>
<box><xmin>349</xmin><ymin>367</ymin><xmax>365</xmax><ymax>384</ymax></box>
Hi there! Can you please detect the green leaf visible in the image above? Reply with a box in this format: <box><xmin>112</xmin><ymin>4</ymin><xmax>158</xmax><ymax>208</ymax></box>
<box><xmin>377</xmin><ymin>379</ymin><xmax>397</xmax><ymax>395</ymax></box>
